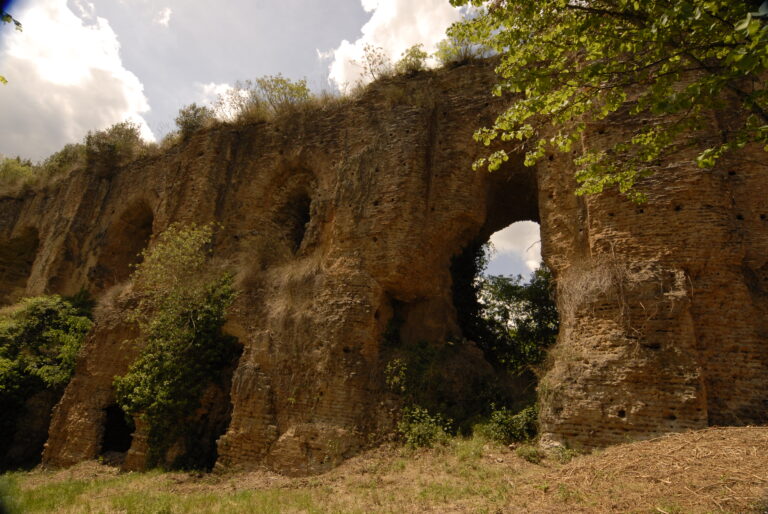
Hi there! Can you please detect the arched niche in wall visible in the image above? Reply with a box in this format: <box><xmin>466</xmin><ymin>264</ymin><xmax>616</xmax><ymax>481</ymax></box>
<box><xmin>0</xmin><ymin>227</ymin><xmax>40</xmax><ymax>305</ymax></box>
<box><xmin>90</xmin><ymin>201</ymin><xmax>154</xmax><ymax>291</ymax></box>
<box><xmin>275</xmin><ymin>188</ymin><xmax>312</xmax><ymax>255</ymax></box>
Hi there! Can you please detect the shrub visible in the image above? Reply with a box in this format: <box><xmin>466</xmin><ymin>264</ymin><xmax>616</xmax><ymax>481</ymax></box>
<box><xmin>0</xmin><ymin>295</ymin><xmax>93</xmax><ymax>456</ymax></box>
<box><xmin>255</xmin><ymin>74</ymin><xmax>311</xmax><ymax>115</ymax></box>
<box><xmin>113</xmin><ymin>223</ymin><xmax>239</xmax><ymax>467</ymax></box>
<box><xmin>516</xmin><ymin>444</ymin><xmax>545</xmax><ymax>464</ymax></box>
<box><xmin>174</xmin><ymin>103</ymin><xmax>214</xmax><ymax>138</ymax></box>
<box><xmin>1</xmin><ymin>144</ymin><xmax>89</xmax><ymax>195</ymax></box>
<box><xmin>39</xmin><ymin>144</ymin><xmax>86</xmax><ymax>176</ymax></box>
<box><xmin>159</xmin><ymin>131</ymin><xmax>182</xmax><ymax>150</ymax></box>
<box><xmin>394</xmin><ymin>44</ymin><xmax>428</xmax><ymax>75</ymax></box>
<box><xmin>358</xmin><ymin>44</ymin><xmax>392</xmax><ymax>81</ymax></box>
<box><xmin>550</xmin><ymin>445</ymin><xmax>580</xmax><ymax>464</ymax></box>
<box><xmin>475</xmin><ymin>405</ymin><xmax>538</xmax><ymax>444</ymax></box>
<box><xmin>434</xmin><ymin>35</ymin><xmax>491</xmax><ymax>66</ymax></box>
<box><xmin>213</xmin><ymin>74</ymin><xmax>312</xmax><ymax>122</ymax></box>
<box><xmin>0</xmin><ymin>156</ymin><xmax>35</xmax><ymax>191</ymax></box>
<box><xmin>384</xmin><ymin>358</ymin><xmax>408</xmax><ymax>394</ymax></box>
<box><xmin>396</xmin><ymin>406</ymin><xmax>452</xmax><ymax>448</ymax></box>
<box><xmin>85</xmin><ymin>121</ymin><xmax>145</xmax><ymax>172</ymax></box>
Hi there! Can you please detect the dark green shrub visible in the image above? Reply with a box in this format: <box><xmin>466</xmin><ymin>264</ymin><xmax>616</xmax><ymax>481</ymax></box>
<box><xmin>85</xmin><ymin>121</ymin><xmax>145</xmax><ymax>172</ymax></box>
<box><xmin>113</xmin><ymin>223</ymin><xmax>239</xmax><ymax>467</ymax></box>
<box><xmin>175</xmin><ymin>103</ymin><xmax>214</xmax><ymax>138</ymax></box>
<box><xmin>40</xmin><ymin>143</ymin><xmax>86</xmax><ymax>175</ymax></box>
<box><xmin>396</xmin><ymin>406</ymin><xmax>452</xmax><ymax>449</ymax></box>
<box><xmin>475</xmin><ymin>405</ymin><xmax>538</xmax><ymax>444</ymax></box>
<box><xmin>0</xmin><ymin>295</ymin><xmax>93</xmax><ymax>457</ymax></box>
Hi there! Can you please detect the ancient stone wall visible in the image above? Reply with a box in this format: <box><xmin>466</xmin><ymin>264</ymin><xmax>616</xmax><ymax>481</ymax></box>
<box><xmin>0</xmin><ymin>61</ymin><xmax>765</xmax><ymax>472</ymax></box>
<box><xmin>536</xmin><ymin>116</ymin><xmax>768</xmax><ymax>448</ymax></box>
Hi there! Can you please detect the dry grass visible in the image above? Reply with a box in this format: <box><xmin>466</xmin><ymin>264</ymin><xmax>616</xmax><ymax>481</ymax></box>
<box><xmin>2</xmin><ymin>427</ymin><xmax>767</xmax><ymax>513</ymax></box>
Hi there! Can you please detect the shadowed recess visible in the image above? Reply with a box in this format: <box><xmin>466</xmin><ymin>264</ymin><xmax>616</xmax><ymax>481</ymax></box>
<box><xmin>90</xmin><ymin>201</ymin><xmax>153</xmax><ymax>291</ymax></box>
<box><xmin>0</xmin><ymin>226</ymin><xmax>39</xmax><ymax>305</ymax></box>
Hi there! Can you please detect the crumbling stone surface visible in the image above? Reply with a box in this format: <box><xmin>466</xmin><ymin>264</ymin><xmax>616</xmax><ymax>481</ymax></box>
<box><xmin>0</xmin><ymin>61</ymin><xmax>765</xmax><ymax>473</ymax></box>
<box><xmin>536</xmin><ymin>117</ymin><xmax>768</xmax><ymax>448</ymax></box>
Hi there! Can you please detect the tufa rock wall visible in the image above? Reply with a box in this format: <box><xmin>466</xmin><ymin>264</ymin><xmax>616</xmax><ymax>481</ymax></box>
<box><xmin>0</xmin><ymin>61</ymin><xmax>765</xmax><ymax>472</ymax></box>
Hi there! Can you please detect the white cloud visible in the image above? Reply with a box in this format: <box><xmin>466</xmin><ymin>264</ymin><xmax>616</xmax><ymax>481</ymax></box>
<box><xmin>360</xmin><ymin>0</ymin><xmax>380</xmax><ymax>12</ymax></box>
<box><xmin>323</xmin><ymin>0</ymin><xmax>462</xmax><ymax>89</ymax></box>
<box><xmin>0</xmin><ymin>0</ymin><xmax>152</xmax><ymax>160</ymax></box>
<box><xmin>195</xmin><ymin>81</ymin><xmax>247</xmax><ymax>121</ymax></box>
<box><xmin>71</xmin><ymin>0</ymin><xmax>96</xmax><ymax>21</ymax></box>
<box><xmin>197</xmin><ymin>82</ymin><xmax>232</xmax><ymax>105</ymax></box>
<box><xmin>489</xmin><ymin>221</ymin><xmax>541</xmax><ymax>273</ymax></box>
<box><xmin>153</xmin><ymin>7</ymin><xmax>172</xmax><ymax>27</ymax></box>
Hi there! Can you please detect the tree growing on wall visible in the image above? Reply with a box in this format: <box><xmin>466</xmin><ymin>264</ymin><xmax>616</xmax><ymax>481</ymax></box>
<box><xmin>449</xmin><ymin>0</ymin><xmax>768</xmax><ymax>200</ymax></box>
<box><xmin>113</xmin><ymin>223</ymin><xmax>239</xmax><ymax>468</ymax></box>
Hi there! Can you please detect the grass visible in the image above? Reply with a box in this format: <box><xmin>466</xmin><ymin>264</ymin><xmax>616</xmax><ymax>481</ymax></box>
<box><xmin>2</xmin><ymin>427</ymin><xmax>768</xmax><ymax>513</ymax></box>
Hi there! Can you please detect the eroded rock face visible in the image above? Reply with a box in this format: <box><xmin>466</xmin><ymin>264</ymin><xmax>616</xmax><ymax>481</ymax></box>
<box><xmin>536</xmin><ymin>120</ymin><xmax>768</xmax><ymax>449</ymax></box>
<box><xmin>0</xmin><ymin>61</ymin><xmax>765</xmax><ymax>472</ymax></box>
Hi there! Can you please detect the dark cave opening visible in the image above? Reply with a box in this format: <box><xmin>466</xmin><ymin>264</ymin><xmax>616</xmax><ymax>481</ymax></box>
<box><xmin>0</xmin><ymin>227</ymin><xmax>40</xmax><ymax>305</ymax></box>
<box><xmin>100</xmin><ymin>404</ymin><xmax>134</xmax><ymax>455</ymax></box>
<box><xmin>171</xmin><ymin>337</ymin><xmax>244</xmax><ymax>472</ymax></box>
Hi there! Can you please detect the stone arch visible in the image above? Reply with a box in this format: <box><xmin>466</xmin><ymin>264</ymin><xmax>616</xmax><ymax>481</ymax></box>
<box><xmin>90</xmin><ymin>201</ymin><xmax>154</xmax><ymax>291</ymax></box>
<box><xmin>266</xmin><ymin>166</ymin><xmax>317</xmax><ymax>259</ymax></box>
<box><xmin>0</xmin><ymin>226</ymin><xmax>40</xmax><ymax>305</ymax></box>
<box><xmin>450</xmin><ymin>165</ymin><xmax>542</xmax><ymax>345</ymax></box>
<box><xmin>275</xmin><ymin>188</ymin><xmax>312</xmax><ymax>255</ymax></box>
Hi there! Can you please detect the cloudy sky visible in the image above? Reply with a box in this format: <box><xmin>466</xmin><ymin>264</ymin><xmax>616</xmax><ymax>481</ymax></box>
<box><xmin>0</xmin><ymin>0</ymin><xmax>539</xmax><ymax>276</ymax></box>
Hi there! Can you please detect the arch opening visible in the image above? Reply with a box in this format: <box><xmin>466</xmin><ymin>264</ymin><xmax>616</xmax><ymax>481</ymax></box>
<box><xmin>276</xmin><ymin>190</ymin><xmax>311</xmax><ymax>254</ymax></box>
<box><xmin>100</xmin><ymin>404</ymin><xmax>134</xmax><ymax>463</ymax></box>
<box><xmin>91</xmin><ymin>201</ymin><xmax>154</xmax><ymax>291</ymax></box>
<box><xmin>450</xmin><ymin>219</ymin><xmax>558</xmax><ymax>415</ymax></box>
<box><xmin>444</xmin><ymin>166</ymin><xmax>559</xmax><ymax>436</ymax></box>
<box><xmin>0</xmin><ymin>227</ymin><xmax>40</xmax><ymax>305</ymax></box>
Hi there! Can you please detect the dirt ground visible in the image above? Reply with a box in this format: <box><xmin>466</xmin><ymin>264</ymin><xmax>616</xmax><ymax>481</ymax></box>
<box><xmin>3</xmin><ymin>426</ymin><xmax>768</xmax><ymax>513</ymax></box>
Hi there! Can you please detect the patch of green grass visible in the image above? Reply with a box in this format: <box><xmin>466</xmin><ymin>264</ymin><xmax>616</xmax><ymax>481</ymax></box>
<box><xmin>451</xmin><ymin>435</ymin><xmax>486</xmax><ymax>462</ymax></box>
<box><xmin>417</xmin><ymin>482</ymin><xmax>471</xmax><ymax>503</ymax></box>
<box><xmin>653</xmin><ymin>502</ymin><xmax>684</xmax><ymax>514</ymax></box>
<box><xmin>555</xmin><ymin>483</ymin><xmax>584</xmax><ymax>504</ymax></box>
<box><xmin>111</xmin><ymin>488</ymin><xmax>322</xmax><ymax>514</ymax></box>
<box><xmin>2</xmin><ymin>473</ymin><xmax>120</xmax><ymax>512</ymax></box>
<box><xmin>549</xmin><ymin>445</ymin><xmax>581</xmax><ymax>464</ymax></box>
<box><xmin>516</xmin><ymin>444</ymin><xmax>545</xmax><ymax>464</ymax></box>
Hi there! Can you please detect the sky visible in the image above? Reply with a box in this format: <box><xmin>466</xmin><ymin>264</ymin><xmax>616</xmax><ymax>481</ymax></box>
<box><xmin>0</xmin><ymin>0</ymin><xmax>540</xmax><ymax>277</ymax></box>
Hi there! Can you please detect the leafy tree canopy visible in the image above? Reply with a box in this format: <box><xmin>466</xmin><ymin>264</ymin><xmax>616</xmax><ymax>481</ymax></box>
<box><xmin>478</xmin><ymin>266</ymin><xmax>559</xmax><ymax>374</ymax></box>
<box><xmin>449</xmin><ymin>0</ymin><xmax>768</xmax><ymax>200</ymax></box>
<box><xmin>0</xmin><ymin>295</ymin><xmax>93</xmax><ymax>455</ymax></box>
